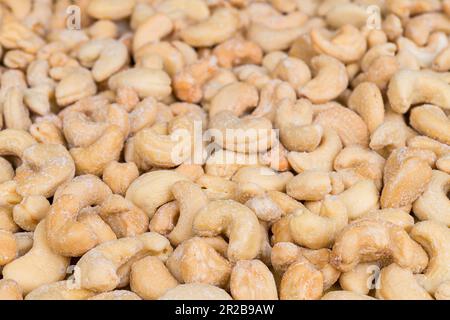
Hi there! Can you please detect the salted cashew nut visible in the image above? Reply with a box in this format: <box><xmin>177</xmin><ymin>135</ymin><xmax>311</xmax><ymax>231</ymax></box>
<box><xmin>331</xmin><ymin>219</ymin><xmax>429</xmax><ymax>273</ymax></box>
<box><xmin>410</xmin><ymin>221</ymin><xmax>450</xmax><ymax>294</ymax></box>
<box><xmin>387</xmin><ymin>69</ymin><xmax>450</xmax><ymax>114</ymax></box>
<box><xmin>133</xmin><ymin>13</ymin><xmax>173</xmax><ymax>53</ymax></box>
<box><xmin>279</xmin><ymin>260</ymin><xmax>324</xmax><ymax>300</ymax></box>
<box><xmin>232</xmin><ymin>166</ymin><xmax>293</xmax><ymax>192</ymax></box>
<box><xmin>75</xmin><ymin>232</ymin><xmax>172</xmax><ymax>292</ymax></box>
<box><xmin>0</xmin><ymin>159</ymin><xmax>13</xmax><ymax>189</ymax></box>
<box><xmin>25</xmin><ymin>281</ymin><xmax>95</xmax><ymax>300</ymax></box>
<box><xmin>381</xmin><ymin>147</ymin><xmax>433</xmax><ymax>209</ymax></box>
<box><xmin>386</xmin><ymin>0</ymin><xmax>441</xmax><ymax>18</ymax></box>
<box><xmin>298</xmin><ymin>55</ymin><xmax>349</xmax><ymax>104</ymax></box>
<box><xmin>286</xmin><ymin>171</ymin><xmax>332</xmax><ymax>201</ymax></box>
<box><xmin>370</xmin><ymin>110</ymin><xmax>417</xmax><ymax>156</ymax></box>
<box><xmin>126</xmin><ymin>170</ymin><xmax>189</xmax><ymax>218</ymax></box>
<box><xmin>435</xmin><ymin>281</ymin><xmax>450</xmax><ymax>300</ymax></box>
<box><xmin>213</xmin><ymin>37</ymin><xmax>263</xmax><ymax>68</ymax></box>
<box><xmin>251</xmin><ymin>80</ymin><xmax>296</xmax><ymax>121</ymax></box>
<box><xmin>99</xmin><ymin>194</ymin><xmax>149</xmax><ymax>238</ymax></box>
<box><xmin>196</xmin><ymin>174</ymin><xmax>237</xmax><ymax>200</ymax></box>
<box><xmin>376</xmin><ymin>264</ymin><xmax>433</xmax><ymax>300</ymax></box>
<box><xmin>102</xmin><ymin>161</ymin><xmax>139</xmax><ymax>196</ymax></box>
<box><xmin>130</xmin><ymin>256</ymin><xmax>178</xmax><ymax>300</ymax></box>
<box><xmin>314</xmin><ymin>104</ymin><xmax>369</xmax><ymax>147</ymax></box>
<box><xmin>149</xmin><ymin>201</ymin><xmax>179</xmax><ymax>236</ymax></box>
<box><xmin>410</xmin><ymin>104</ymin><xmax>450</xmax><ymax>145</ymax></box>
<box><xmin>270</xmin><ymin>57</ymin><xmax>311</xmax><ymax>94</ymax></box>
<box><xmin>166</xmin><ymin>180</ymin><xmax>208</xmax><ymax>245</ymax></box>
<box><xmin>155</xmin><ymin>0</ymin><xmax>210</xmax><ymax>24</ymax></box>
<box><xmin>334</xmin><ymin>145</ymin><xmax>386</xmax><ymax>190</ymax></box>
<box><xmin>209</xmin><ymin>111</ymin><xmax>276</xmax><ymax>154</ymax></box>
<box><xmin>130</xmin><ymin>114</ymin><xmax>198</xmax><ymax>169</ymax></box>
<box><xmin>321</xmin><ymin>290</ymin><xmax>375</xmax><ymax>300</ymax></box>
<box><xmin>230</xmin><ymin>259</ymin><xmax>278</xmax><ymax>300</ymax></box>
<box><xmin>2</xmin><ymin>221</ymin><xmax>70</xmax><ymax>294</ymax></box>
<box><xmin>288</xmin><ymin>127</ymin><xmax>342</xmax><ymax>173</ymax></box>
<box><xmin>46</xmin><ymin>175</ymin><xmax>115</xmax><ymax>256</ymax></box>
<box><xmin>348</xmin><ymin>82</ymin><xmax>385</xmax><ymax>134</ymax></box>
<box><xmin>339</xmin><ymin>262</ymin><xmax>381</xmax><ymax>296</ymax></box>
<box><xmin>245</xmin><ymin>193</ymin><xmax>283</xmax><ymax>223</ymax></box>
<box><xmin>70</xmin><ymin>125</ymin><xmax>124</xmax><ymax>176</ymax></box>
<box><xmin>289</xmin><ymin>197</ymin><xmax>348</xmax><ymax>249</ymax></box>
<box><xmin>311</xmin><ymin>24</ymin><xmax>367</xmax><ymax>63</ymax></box>
<box><xmin>108</xmin><ymin>67</ymin><xmax>172</xmax><ymax>100</ymax></box>
<box><xmin>14</xmin><ymin>143</ymin><xmax>75</xmax><ymax>197</ymax></box>
<box><xmin>193</xmin><ymin>199</ymin><xmax>262</xmax><ymax>262</ymax></box>
<box><xmin>397</xmin><ymin>32</ymin><xmax>449</xmax><ymax>68</ymax></box>
<box><xmin>87</xmin><ymin>0</ymin><xmax>136</xmax><ymax>20</ymax></box>
<box><xmin>271</xmin><ymin>242</ymin><xmax>340</xmax><ymax>291</ymax></box>
<box><xmin>77</xmin><ymin>38</ymin><xmax>129</xmax><ymax>82</ymax></box>
<box><xmin>405</xmin><ymin>13</ymin><xmax>450</xmax><ymax>46</ymax></box>
<box><xmin>159</xmin><ymin>283</ymin><xmax>232</xmax><ymax>300</ymax></box>
<box><xmin>55</xmin><ymin>67</ymin><xmax>97</xmax><ymax>107</ymax></box>
<box><xmin>361</xmin><ymin>208</ymin><xmax>415</xmax><ymax>232</ymax></box>
<box><xmin>166</xmin><ymin>237</ymin><xmax>231</xmax><ymax>288</ymax></box>
<box><xmin>12</xmin><ymin>195</ymin><xmax>50</xmax><ymax>231</ymax></box>
<box><xmin>2</xmin><ymin>86</ymin><xmax>32</xmax><ymax>131</ymax></box>
<box><xmin>209</xmin><ymin>82</ymin><xmax>258</xmax><ymax>117</ymax></box>
<box><xmin>0</xmin><ymin>279</ymin><xmax>23</xmax><ymax>300</ymax></box>
<box><xmin>180</xmin><ymin>8</ymin><xmax>240</xmax><ymax>47</ymax></box>
<box><xmin>88</xmin><ymin>290</ymin><xmax>141</xmax><ymax>300</ymax></box>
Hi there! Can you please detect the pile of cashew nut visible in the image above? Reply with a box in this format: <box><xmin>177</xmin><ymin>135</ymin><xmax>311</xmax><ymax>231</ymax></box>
<box><xmin>0</xmin><ymin>0</ymin><xmax>449</xmax><ymax>301</ymax></box>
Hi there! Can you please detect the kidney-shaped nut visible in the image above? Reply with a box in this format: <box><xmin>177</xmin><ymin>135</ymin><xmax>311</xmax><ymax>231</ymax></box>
<box><xmin>410</xmin><ymin>220</ymin><xmax>450</xmax><ymax>294</ymax></box>
<box><xmin>126</xmin><ymin>170</ymin><xmax>189</xmax><ymax>218</ymax></box>
<box><xmin>381</xmin><ymin>147</ymin><xmax>433</xmax><ymax>209</ymax></box>
<box><xmin>166</xmin><ymin>237</ymin><xmax>231</xmax><ymax>288</ymax></box>
<box><xmin>108</xmin><ymin>67</ymin><xmax>172</xmax><ymax>100</ymax></box>
<box><xmin>289</xmin><ymin>197</ymin><xmax>348</xmax><ymax>249</ymax></box>
<box><xmin>299</xmin><ymin>55</ymin><xmax>348</xmax><ymax>104</ymax></box>
<box><xmin>413</xmin><ymin>170</ymin><xmax>450</xmax><ymax>226</ymax></box>
<box><xmin>14</xmin><ymin>143</ymin><xmax>75</xmax><ymax>198</ymax></box>
<box><xmin>410</xmin><ymin>104</ymin><xmax>450</xmax><ymax>145</ymax></box>
<box><xmin>288</xmin><ymin>128</ymin><xmax>342</xmax><ymax>173</ymax></box>
<box><xmin>331</xmin><ymin>219</ymin><xmax>429</xmax><ymax>273</ymax></box>
<box><xmin>193</xmin><ymin>199</ymin><xmax>261</xmax><ymax>262</ymax></box>
<box><xmin>99</xmin><ymin>194</ymin><xmax>149</xmax><ymax>238</ymax></box>
<box><xmin>166</xmin><ymin>180</ymin><xmax>207</xmax><ymax>245</ymax></box>
<box><xmin>348</xmin><ymin>82</ymin><xmax>384</xmax><ymax>134</ymax></box>
<box><xmin>311</xmin><ymin>25</ymin><xmax>367</xmax><ymax>63</ymax></box>
<box><xmin>12</xmin><ymin>195</ymin><xmax>50</xmax><ymax>231</ymax></box>
<box><xmin>87</xmin><ymin>0</ymin><xmax>136</xmax><ymax>20</ymax></box>
<box><xmin>70</xmin><ymin>125</ymin><xmax>124</xmax><ymax>176</ymax></box>
<box><xmin>280</xmin><ymin>260</ymin><xmax>324</xmax><ymax>300</ymax></box>
<box><xmin>159</xmin><ymin>283</ymin><xmax>232</xmax><ymax>300</ymax></box>
<box><xmin>180</xmin><ymin>8</ymin><xmax>240</xmax><ymax>47</ymax></box>
<box><xmin>0</xmin><ymin>279</ymin><xmax>23</xmax><ymax>300</ymax></box>
<box><xmin>387</xmin><ymin>69</ymin><xmax>450</xmax><ymax>114</ymax></box>
<box><xmin>102</xmin><ymin>161</ymin><xmax>139</xmax><ymax>196</ymax></box>
<box><xmin>75</xmin><ymin>232</ymin><xmax>172</xmax><ymax>292</ymax></box>
<box><xmin>209</xmin><ymin>82</ymin><xmax>258</xmax><ymax>117</ymax></box>
<box><xmin>230</xmin><ymin>259</ymin><xmax>278</xmax><ymax>300</ymax></box>
<box><xmin>55</xmin><ymin>68</ymin><xmax>97</xmax><ymax>107</ymax></box>
<box><xmin>232</xmin><ymin>166</ymin><xmax>293</xmax><ymax>192</ymax></box>
<box><xmin>2</xmin><ymin>220</ymin><xmax>70</xmax><ymax>294</ymax></box>
<box><xmin>314</xmin><ymin>104</ymin><xmax>369</xmax><ymax>147</ymax></box>
<box><xmin>77</xmin><ymin>39</ymin><xmax>129</xmax><ymax>82</ymax></box>
<box><xmin>376</xmin><ymin>263</ymin><xmax>433</xmax><ymax>300</ymax></box>
<box><xmin>286</xmin><ymin>170</ymin><xmax>332</xmax><ymax>201</ymax></box>
<box><xmin>130</xmin><ymin>256</ymin><xmax>178</xmax><ymax>300</ymax></box>
<box><xmin>209</xmin><ymin>111</ymin><xmax>276</xmax><ymax>154</ymax></box>
<box><xmin>25</xmin><ymin>281</ymin><xmax>95</xmax><ymax>300</ymax></box>
<box><xmin>213</xmin><ymin>37</ymin><xmax>262</xmax><ymax>68</ymax></box>
<box><xmin>0</xmin><ymin>230</ymin><xmax>17</xmax><ymax>266</ymax></box>
<box><xmin>0</xmin><ymin>129</ymin><xmax>36</xmax><ymax>159</ymax></box>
